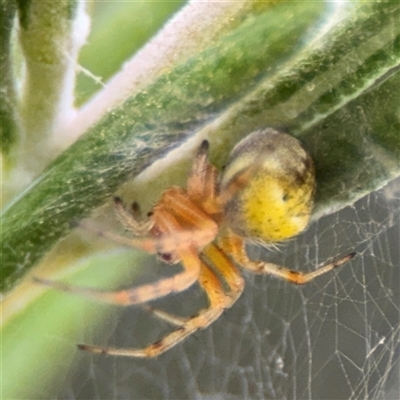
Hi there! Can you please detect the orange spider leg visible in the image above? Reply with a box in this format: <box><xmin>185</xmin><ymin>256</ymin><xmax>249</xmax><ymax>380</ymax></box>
<box><xmin>137</xmin><ymin>240</ymin><xmax>246</xmax><ymax>329</ymax></box>
<box><xmin>192</xmin><ymin>165</ymin><xmax>219</xmax><ymax>214</ymax></box>
<box><xmin>201</xmin><ymin>243</ymin><xmax>244</xmax><ymax>303</ymax></box>
<box><xmin>186</xmin><ymin>140</ymin><xmax>219</xmax><ymax>213</ymax></box>
<box><xmin>78</xmin><ymin>259</ymin><xmax>230</xmax><ymax>357</ymax></box>
<box><xmin>187</xmin><ymin>140</ymin><xmax>211</xmax><ymax>198</ymax></box>
<box><xmin>78</xmin><ymin>243</ymin><xmax>246</xmax><ymax>358</ymax></box>
<box><xmin>220</xmin><ymin>230</ymin><xmax>356</xmax><ymax>284</ymax></box>
<box><xmin>141</xmin><ymin>242</ymin><xmax>246</xmax><ymax>328</ymax></box>
<box><xmin>34</xmin><ymin>245</ymin><xmax>202</xmax><ymax>305</ymax></box>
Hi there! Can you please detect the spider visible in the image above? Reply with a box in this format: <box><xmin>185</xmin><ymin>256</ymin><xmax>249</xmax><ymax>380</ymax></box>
<box><xmin>35</xmin><ymin>128</ymin><xmax>355</xmax><ymax>358</ymax></box>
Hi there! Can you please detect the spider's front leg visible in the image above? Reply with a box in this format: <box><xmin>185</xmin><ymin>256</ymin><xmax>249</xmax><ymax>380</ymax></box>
<box><xmin>78</xmin><ymin>243</ymin><xmax>245</xmax><ymax>358</ymax></box>
<box><xmin>187</xmin><ymin>140</ymin><xmax>219</xmax><ymax>214</ymax></box>
<box><xmin>34</xmin><ymin>245</ymin><xmax>202</xmax><ymax>305</ymax></box>
<box><xmin>37</xmin><ymin>206</ymin><xmax>206</xmax><ymax>304</ymax></box>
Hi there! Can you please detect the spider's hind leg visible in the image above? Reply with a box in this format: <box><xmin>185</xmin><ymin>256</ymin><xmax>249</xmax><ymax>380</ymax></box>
<box><xmin>221</xmin><ymin>230</ymin><xmax>356</xmax><ymax>284</ymax></box>
<box><xmin>77</xmin><ymin>261</ymin><xmax>228</xmax><ymax>357</ymax></box>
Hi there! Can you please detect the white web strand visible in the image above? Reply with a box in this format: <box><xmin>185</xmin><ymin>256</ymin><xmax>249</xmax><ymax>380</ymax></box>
<box><xmin>56</xmin><ymin>177</ymin><xmax>399</xmax><ymax>399</ymax></box>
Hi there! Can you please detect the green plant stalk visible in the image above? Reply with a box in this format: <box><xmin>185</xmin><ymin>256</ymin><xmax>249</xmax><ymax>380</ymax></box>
<box><xmin>0</xmin><ymin>0</ymin><xmax>18</xmax><ymax>159</ymax></box>
<box><xmin>16</xmin><ymin>0</ymin><xmax>84</xmax><ymax>175</ymax></box>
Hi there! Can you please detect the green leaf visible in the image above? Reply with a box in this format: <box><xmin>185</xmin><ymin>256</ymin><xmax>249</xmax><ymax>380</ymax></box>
<box><xmin>1</xmin><ymin>2</ymin><xmax>400</xmax><ymax>398</ymax></box>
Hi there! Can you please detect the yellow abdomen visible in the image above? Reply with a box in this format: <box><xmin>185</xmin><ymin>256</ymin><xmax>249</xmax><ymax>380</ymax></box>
<box><xmin>220</xmin><ymin>128</ymin><xmax>315</xmax><ymax>244</ymax></box>
<box><xmin>239</xmin><ymin>174</ymin><xmax>313</xmax><ymax>242</ymax></box>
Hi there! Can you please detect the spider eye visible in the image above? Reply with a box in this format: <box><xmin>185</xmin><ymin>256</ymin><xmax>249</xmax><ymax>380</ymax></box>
<box><xmin>131</xmin><ymin>201</ymin><xmax>140</xmax><ymax>213</ymax></box>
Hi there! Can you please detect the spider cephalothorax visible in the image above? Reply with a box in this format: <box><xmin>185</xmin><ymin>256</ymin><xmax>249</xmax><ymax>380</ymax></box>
<box><xmin>36</xmin><ymin>128</ymin><xmax>355</xmax><ymax>358</ymax></box>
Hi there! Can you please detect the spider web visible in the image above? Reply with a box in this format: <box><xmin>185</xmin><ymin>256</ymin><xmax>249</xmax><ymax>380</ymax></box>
<box><xmin>57</xmin><ymin>177</ymin><xmax>399</xmax><ymax>400</ymax></box>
